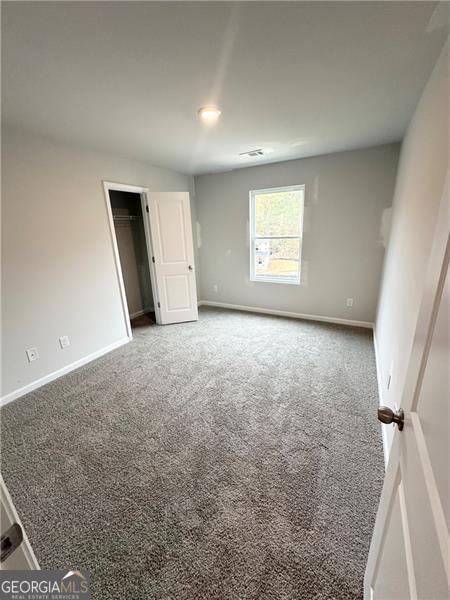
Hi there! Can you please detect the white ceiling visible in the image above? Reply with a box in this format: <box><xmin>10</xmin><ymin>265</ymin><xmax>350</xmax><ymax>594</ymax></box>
<box><xmin>2</xmin><ymin>2</ymin><xmax>447</xmax><ymax>175</ymax></box>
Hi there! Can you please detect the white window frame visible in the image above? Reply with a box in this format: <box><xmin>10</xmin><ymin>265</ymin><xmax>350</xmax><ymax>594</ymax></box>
<box><xmin>249</xmin><ymin>184</ymin><xmax>305</xmax><ymax>285</ymax></box>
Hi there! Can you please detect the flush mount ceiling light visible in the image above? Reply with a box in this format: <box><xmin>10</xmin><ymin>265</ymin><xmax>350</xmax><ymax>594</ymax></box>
<box><xmin>198</xmin><ymin>105</ymin><xmax>221</xmax><ymax>123</ymax></box>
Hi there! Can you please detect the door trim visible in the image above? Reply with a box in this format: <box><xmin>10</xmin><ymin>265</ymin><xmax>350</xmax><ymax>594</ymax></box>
<box><xmin>1</xmin><ymin>475</ymin><xmax>40</xmax><ymax>570</ymax></box>
<box><xmin>102</xmin><ymin>181</ymin><xmax>160</xmax><ymax>336</ymax></box>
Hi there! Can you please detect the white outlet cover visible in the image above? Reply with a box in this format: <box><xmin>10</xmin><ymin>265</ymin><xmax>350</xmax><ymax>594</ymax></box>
<box><xmin>26</xmin><ymin>347</ymin><xmax>39</xmax><ymax>362</ymax></box>
<box><xmin>346</xmin><ymin>298</ymin><xmax>354</xmax><ymax>307</ymax></box>
<box><xmin>59</xmin><ymin>336</ymin><xmax>70</xmax><ymax>349</ymax></box>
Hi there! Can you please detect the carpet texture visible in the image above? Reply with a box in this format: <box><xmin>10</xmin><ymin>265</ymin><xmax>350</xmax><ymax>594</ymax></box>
<box><xmin>1</xmin><ymin>307</ymin><xmax>384</xmax><ymax>599</ymax></box>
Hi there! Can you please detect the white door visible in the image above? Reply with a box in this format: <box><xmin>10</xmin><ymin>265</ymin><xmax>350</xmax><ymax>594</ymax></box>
<box><xmin>364</xmin><ymin>190</ymin><xmax>449</xmax><ymax>599</ymax></box>
<box><xmin>147</xmin><ymin>192</ymin><xmax>198</xmax><ymax>325</ymax></box>
<box><xmin>1</xmin><ymin>475</ymin><xmax>39</xmax><ymax>570</ymax></box>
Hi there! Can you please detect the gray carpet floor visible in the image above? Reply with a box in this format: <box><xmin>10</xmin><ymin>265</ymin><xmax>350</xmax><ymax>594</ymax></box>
<box><xmin>1</xmin><ymin>307</ymin><xmax>384</xmax><ymax>599</ymax></box>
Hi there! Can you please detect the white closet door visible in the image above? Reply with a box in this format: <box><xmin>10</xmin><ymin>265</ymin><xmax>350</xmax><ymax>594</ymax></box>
<box><xmin>147</xmin><ymin>192</ymin><xmax>198</xmax><ymax>325</ymax></box>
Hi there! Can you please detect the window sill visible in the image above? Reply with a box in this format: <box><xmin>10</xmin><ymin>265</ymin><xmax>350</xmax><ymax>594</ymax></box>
<box><xmin>250</xmin><ymin>276</ymin><xmax>300</xmax><ymax>286</ymax></box>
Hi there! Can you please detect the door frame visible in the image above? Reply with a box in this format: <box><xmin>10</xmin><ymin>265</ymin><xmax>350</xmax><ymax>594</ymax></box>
<box><xmin>102</xmin><ymin>181</ymin><xmax>160</xmax><ymax>339</ymax></box>
<box><xmin>1</xmin><ymin>475</ymin><xmax>40</xmax><ymax>570</ymax></box>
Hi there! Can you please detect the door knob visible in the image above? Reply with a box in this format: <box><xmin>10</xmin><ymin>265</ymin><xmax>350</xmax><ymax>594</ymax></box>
<box><xmin>188</xmin><ymin>265</ymin><xmax>194</xmax><ymax>271</ymax></box>
<box><xmin>377</xmin><ymin>406</ymin><xmax>404</xmax><ymax>431</ymax></box>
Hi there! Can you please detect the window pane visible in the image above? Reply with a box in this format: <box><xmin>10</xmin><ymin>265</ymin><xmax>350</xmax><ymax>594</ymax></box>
<box><xmin>255</xmin><ymin>190</ymin><xmax>303</xmax><ymax>237</ymax></box>
<box><xmin>255</xmin><ymin>238</ymin><xmax>300</xmax><ymax>281</ymax></box>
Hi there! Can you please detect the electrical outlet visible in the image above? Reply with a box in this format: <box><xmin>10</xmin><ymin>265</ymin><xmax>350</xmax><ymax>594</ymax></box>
<box><xmin>213</xmin><ymin>284</ymin><xmax>218</xmax><ymax>293</ymax></box>
<box><xmin>26</xmin><ymin>347</ymin><xmax>39</xmax><ymax>363</ymax></box>
<box><xmin>346</xmin><ymin>298</ymin><xmax>354</xmax><ymax>307</ymax></box>
<box><xmin>59</xmin><ymin>335</ymin><xmax>70</xmax><ymax>349</ymax></box>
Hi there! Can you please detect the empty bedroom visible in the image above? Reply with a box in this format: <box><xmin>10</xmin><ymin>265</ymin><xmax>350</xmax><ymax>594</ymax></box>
<box><xmin>0</xmin><ymin>2</ymin><xmax>448</xmax><ymax>600</ymax></box>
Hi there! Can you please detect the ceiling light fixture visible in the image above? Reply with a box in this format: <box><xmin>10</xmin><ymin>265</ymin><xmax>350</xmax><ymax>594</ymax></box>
<box><xmin>198</xmin><ymin>105</ymin><xmax>221</xmax><ymax>123</ymax></box>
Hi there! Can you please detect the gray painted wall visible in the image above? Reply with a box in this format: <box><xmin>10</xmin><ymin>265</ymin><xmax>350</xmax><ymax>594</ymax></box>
<box><xmin>375</xmin><ymin>43</ymin><xmax>448</xmax><ymax>453</ymax></box>
<box><xmin>194</xmin><ymin>144</ymin><xmax>399</xmax><ymax>323</ymax></box>
<box><xmin>1</xmin><ymin>127</ymin><xmax>192</xmax><ymax>398</ymax></box>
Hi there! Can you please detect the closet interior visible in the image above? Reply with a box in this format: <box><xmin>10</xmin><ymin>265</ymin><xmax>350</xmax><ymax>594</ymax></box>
<box><xmin>109</xmin><ymin>190</ymin><xmax>155</xmax><ymax>328</ymax></box>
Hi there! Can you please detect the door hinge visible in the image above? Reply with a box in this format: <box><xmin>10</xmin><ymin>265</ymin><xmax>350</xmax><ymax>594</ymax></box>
<box><xmin>152</xmin><ymin>256</ymin><xmax>155</xmax><ymax>263</ymax></box>
<box><xmin>157</xmin><ymin>302</ymin><xmax>161</xmax><ymax>308</ymax></box>
<box><xmin>146</xmin><ymin>205</ymin><xmax>149</xmax><ymax>213</ymax></box>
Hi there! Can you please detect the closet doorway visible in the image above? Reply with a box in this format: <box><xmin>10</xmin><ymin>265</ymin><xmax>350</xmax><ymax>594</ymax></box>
<box><xmin>104</xmin><ymin>182</ymin><xmax>159</xmax><ymax>338</ymax></box>
<box><xmin>104</xmin><ymin>182</ymin><xmax>198</xmax><ymax>333</ymax></box>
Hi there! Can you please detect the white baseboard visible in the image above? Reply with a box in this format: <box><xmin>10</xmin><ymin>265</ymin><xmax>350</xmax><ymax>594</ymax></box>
<box><xmin>198</xmin><ymin>300</ymin><xmax>374</xmax><ymax>329</ymax></box>
<box><xmin>373</xmin><ymin>327</ymin><xmax>390</xmax><ymax>469</ymax></box>
<box><xmin>129</xmin><ymin>307</ymin><xmax>153</xmax><ymax>319</ymax></box>
<box><xmin>0</xmin><ymin>337</ymin><xmax>130</xmax><ymax>407</ymax></box>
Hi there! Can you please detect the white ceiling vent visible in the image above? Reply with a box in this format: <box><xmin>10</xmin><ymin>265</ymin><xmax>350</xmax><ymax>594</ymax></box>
<box><xmin>239</xmin><ymin>149</ymin><xmax>264</xmax><ymax>157</ymax></box>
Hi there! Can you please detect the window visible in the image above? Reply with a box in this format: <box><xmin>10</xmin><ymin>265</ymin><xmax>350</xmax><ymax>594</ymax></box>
<box><xmin>249</xmin><ymin>185</ymin><xmax>304</xmax><ymax>285</ymax></box>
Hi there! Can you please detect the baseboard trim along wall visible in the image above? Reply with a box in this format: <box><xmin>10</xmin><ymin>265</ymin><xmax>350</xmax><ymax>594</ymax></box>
<box><xmin>198</xmin><ymin>300</ymin><xmax>374</xmax><ymax>329</ymax></box>
<box><xmin>0</xmin><ymin>337</ymin><xmax>130</xmax><ymax>407</ymax></box>
<box><xmin>373</xmin><ymin>328</ymin><xmax>390</xmax><ymax>468</ymax></box>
